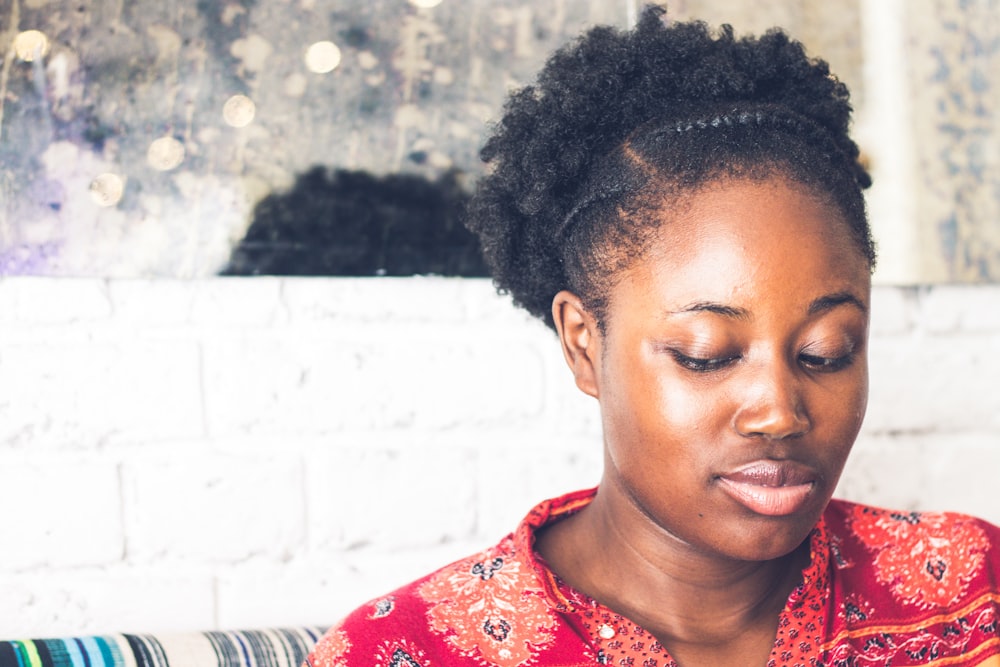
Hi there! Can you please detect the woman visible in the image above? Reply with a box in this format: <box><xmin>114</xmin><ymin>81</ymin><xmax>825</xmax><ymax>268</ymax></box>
<box><xmin>307</xmin><ymin>7</ymin><xmax>1000</xmax><ymax>666</ymax></box>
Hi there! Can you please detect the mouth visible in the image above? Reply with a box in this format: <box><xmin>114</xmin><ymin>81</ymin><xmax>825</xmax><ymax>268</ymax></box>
<box><xmin>716</xmin><ymin>460</ymin><xmax>817</xmax><ymax>517</ymax></box>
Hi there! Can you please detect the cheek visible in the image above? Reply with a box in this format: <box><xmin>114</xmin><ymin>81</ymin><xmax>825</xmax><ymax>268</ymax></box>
<box><xmin>601</xmin><ymin>363</ymin><xmax>730</xmax><ymax>455</ymax></box>
<box><xmin>837</xmin><ymin>362</ymin><xmax>869</xmax><ymax>431</ymax></box>
<box><xmin>815</xmin><ymin>365</ymin><xmax>869</xmax><ymax>463</ymax></box>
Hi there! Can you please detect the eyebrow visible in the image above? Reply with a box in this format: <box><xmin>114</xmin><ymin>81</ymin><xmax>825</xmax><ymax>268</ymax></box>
<box><xmin>669</xmin><ymin>291</ymin><xmax>867</xmax><ymax>319</ymax></box>
<box><xmin>670</xmin><ymin>302</ymin><xmax>751</xmax><ymax>319</ymax></box>
<box><xmin>807</xmin><ymin>291</ymin><xmax>868</xmax><ymax>316</ymax></box>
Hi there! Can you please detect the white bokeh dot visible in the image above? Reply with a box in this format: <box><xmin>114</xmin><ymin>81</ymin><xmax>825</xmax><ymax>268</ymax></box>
<box><xmin>89</xmin><ymin>173</ymin><xmax>125</xmax><ymax>207</ymax></box>
<box><xmin>223</xmin><ymin>94</ymin><xmax>256</xmax><ymax>128</ymax></box>
<box><xmin>304</xmin><ymin>41</ymin><xmax>342</xmax><ymax>74</ymax></box>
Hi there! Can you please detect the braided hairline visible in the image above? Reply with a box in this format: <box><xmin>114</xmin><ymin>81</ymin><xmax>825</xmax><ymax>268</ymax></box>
<box><xmin>555</xmin><ymin>103</ymin><xmax>859</xmax><ymax>242</ymax></box>
<box><xmin>661</xmin><ymin>104</ymin><xmax>860</xmax><ymax>180</ymax></box>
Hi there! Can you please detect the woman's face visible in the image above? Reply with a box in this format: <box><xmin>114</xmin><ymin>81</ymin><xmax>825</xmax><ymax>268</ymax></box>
<box><xmin>560</xmin><ymin>175</ymin><xmax>871</xmax><ymax>563</ymax></box>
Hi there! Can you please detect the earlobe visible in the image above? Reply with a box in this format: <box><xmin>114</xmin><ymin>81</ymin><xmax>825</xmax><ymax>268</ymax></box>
<box><xmin>551</xmin><ymin>290</ymin><xmax>600</xmax><ymax>398</ymax></box>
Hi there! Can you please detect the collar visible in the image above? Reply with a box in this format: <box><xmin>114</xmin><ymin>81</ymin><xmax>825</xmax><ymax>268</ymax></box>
<box><xmin>512</xmin><ymin>487</ymin><xmax>833</xmax><ymax>652</ymax></box>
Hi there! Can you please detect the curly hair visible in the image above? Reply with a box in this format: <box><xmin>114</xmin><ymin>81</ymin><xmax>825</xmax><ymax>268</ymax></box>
<box><xmin>466</xmin><ymin>5</ymin><xmax>875</xmax><ymax>331</ymax></box>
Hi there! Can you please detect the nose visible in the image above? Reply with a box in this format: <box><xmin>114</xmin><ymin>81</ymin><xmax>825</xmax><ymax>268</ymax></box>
<box><xmin>732</xmin><ymin>361</ymin><xmax>811</xmax><ymax>440</ymax></box>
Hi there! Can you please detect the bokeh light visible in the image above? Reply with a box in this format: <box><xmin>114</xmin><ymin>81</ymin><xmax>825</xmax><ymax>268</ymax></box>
<box><xmin>89</xmin><ymin>173</ymin><xmax>125</xmax><ymax>207</ymax></box>
<box><xmin>13</xmin><ymin>30</ymin><xmax>50</xmax><ymax>62</ymax></box>
<box><xmin>304</xmin><ymin>41</ymin><xmax>341</xmax><ymax>74</ymax></box>
<box><xmin>223</xmin><ymin>94</ymin><xmax>256</xmax><ymax>127</ymax></box>
<box><xmin>147</xmin><ymin>137</ymin><xmax>186</xmax><ymax>171</ymax></box>
<box><xmin>409</xmin><ymin>0</ymin><xmax>444</xmax><ymax>7</ymax></box>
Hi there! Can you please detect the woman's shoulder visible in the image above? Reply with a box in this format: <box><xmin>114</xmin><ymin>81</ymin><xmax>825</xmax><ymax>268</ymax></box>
<box><xmin>823</xmin><ymin>498</ymin><xmax>1000</xmax><ymax>610</ymax></box>
<box><xmin>304</xmin><ymin>532</ymin><xmax>538</xmax><ymax>667</ymax></box>
<box><xmin>824</xmin><ymin>497</ymin><xmax>1000</xmax><ymax>546</ymax></box>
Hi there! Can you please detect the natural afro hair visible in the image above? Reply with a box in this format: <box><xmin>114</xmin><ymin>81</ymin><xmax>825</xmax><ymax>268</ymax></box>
<box><xmin>466</xmin><ymin>5</ymin><xmax>874</xmax><ymax>331</ymax></box>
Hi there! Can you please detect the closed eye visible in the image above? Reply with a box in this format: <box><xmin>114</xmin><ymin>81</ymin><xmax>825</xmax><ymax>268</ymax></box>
<box><xmin>799</xmin><ymin>353</ymin><xmax>854</xmax><ymax>372</ymax></box>
<box><xmin>669</xmin><ymin>350</ymin><xmax>740</xmax><ymax>373</ymax></box>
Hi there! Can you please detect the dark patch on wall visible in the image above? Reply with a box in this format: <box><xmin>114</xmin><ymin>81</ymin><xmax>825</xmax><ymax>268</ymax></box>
<box><xmin>221</xmin><ymin>167</ymin><xmax>489</xmax><ymax>277</ymax></box>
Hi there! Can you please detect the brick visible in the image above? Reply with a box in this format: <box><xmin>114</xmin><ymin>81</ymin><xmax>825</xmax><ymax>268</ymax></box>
<box><xmin>869</xmin><ymin>286</ymin><xmax>915</xmax><ymax>335</ymax></box>
<box><xmin>108</xmin><ymin>279</ymin><xmax>287</xmax><ymax>330</ymax></box>
<box><xmin>188</xmin><ymin>278</ymin><xmax>286</xmax><ymax>327</ymax></box>
<box><xmin>917</xmin><ymin>284</ymin><xmax>1000</xmax><ymax>333</ymax></box>
<box><xmin>106</xmin><ymin>280</ymin><xmax>196</xmax><ymax>327</ymax></box>
<box><xmin>122</xmin><ymin>452</ymin><xmax>305</xmax><ymax>563</ymax></box>
<box><xmin>836</xmin><ymin>434</ymin><xmax>926</xmax><ymax>511</ymax></box>
<box><xmin>474</xmin><ymin>432</ymin><xmax>603</xmax><ymax>539</ymax></box>
<box><xmin>0</xmin><ymin>567</ymin><xmax>215</xmax><ymax>636</ymax></box>
<box><xmin>203</xmin><ymin>337</ymin><xmax>546</xmax><ymax>436</ymax></box>
<box><xmin>0</xmin><ymin>278</ymin><xmax>112</xmax><ymax>325</ymax></box>
<box><xmin>0</xmin><ymin>280</ymin><xmax>19</xmax><ymax>324</ymax></box>
<box><xmin>0</xmin><ymin>341</ymin><xmax>203</xmax><ymax>448</ymax></box>
<box><xmin>0</xmin><ymin>460</ymin><xmax>123</xmax><ymax>570</ymax></box>
<box><xmin>457</xmin><ymin>279</ymin><xmax>543</xmax><ymax>327</ymax></box>
<box><xmin>216</xmin><ymin>559</ymin><xmax>342</xmax><ymax>629</ymax></box>
<box><xmin>863</xmin><ymin>332</ymin><xmax>1000</xmax><ymax>433</ymax></box>
<box><xmin>231</xmin><ymin>541</ymin><xmax>493</xmax><ymax>628</ymax></box>
<box><xmin>838</xmin><ymin>432</ymin><xmax>1000</xmax><ymax>525</ymax></box>
<box><xmin>281</xmin><ymin>277</ymin><xmax>470</xmax><ymax>325</ymax></box>
<box><xmin>306</xmin><ymin>445</ymin><xmax>478</xmax><ymax>551</ymax></box>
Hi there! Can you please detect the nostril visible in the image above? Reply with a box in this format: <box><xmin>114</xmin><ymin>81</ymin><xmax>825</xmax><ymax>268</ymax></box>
<box><xmin>733</xmin><ymin>394</ymin><xmax>811</xmax><ymax>439</ymax></box>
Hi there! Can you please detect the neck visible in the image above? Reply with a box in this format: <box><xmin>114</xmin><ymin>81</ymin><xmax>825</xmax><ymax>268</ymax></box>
<box><xmin>535</xmin><ymin>481</ymin><xmax>811</xmax><ymax>647</ymax></box>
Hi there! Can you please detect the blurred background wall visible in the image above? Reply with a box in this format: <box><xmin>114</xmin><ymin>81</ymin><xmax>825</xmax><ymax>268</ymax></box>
<box><xmin>0</xmin><ymin>0</ymin><xmax>998</xmax><ymax>281</ymax></box>
<box><xmin>1</xmin><ymin>0</ymin><xmax>999</xmax><ymax>637</ymax></box>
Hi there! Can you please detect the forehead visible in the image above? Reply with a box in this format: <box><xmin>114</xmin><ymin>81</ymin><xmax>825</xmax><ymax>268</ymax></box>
<box><xmin>613</xmin><ymin>176</ymin><xmax>871</xmax><ymax>315</ymax></box>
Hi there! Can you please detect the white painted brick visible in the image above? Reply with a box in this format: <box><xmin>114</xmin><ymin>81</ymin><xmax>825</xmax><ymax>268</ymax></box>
<box><xmin>1</xmin><ymin>279</ymin><xmax>999</xmax><ymax>638</ymax></box>
<box><xmin>281</xmin><ymin>277</ymin><xmax>471</xmax><ymax>324</ymax></box>
<box><xmin>306</xmin><ymin>445</ymin><xmax>478</xmax><ymax>551</ymax></box>
<box><xmin>537</xmin><ymin>353</ymin><xmax>604</xmax><ymax>436</ymax></box>
<box><xmin>475</xmin><ymin>433</ymin><xmax>603</xmax><ymax>538</ymax></box>
<box><xmin>0</xmin><ymin>460</ymin><xmax>123</xmax><ymax>570</ymax></box>
<box><xmin>918</xmin><ymin>284</ymin><xmax>1000</xmax><ymax>333</ymax></box>
<box><xmin>457</xmin><ymin>280</ymin><xmax>544</xmax><ymax>326</ymax></box>
<box><xmin>0</xmin><ymin>278</ymin><xmax>112</xmax><ymax>325</ymax></box>
<box><xmin>0</xmin><ymin>280</ymin><xmax>20</xmax><ymax>322</ymax></box>
<box><xmin>235</xmin><ymin>541</ymin><xmax>493</xmax><ymax>628</ymax></box>
<box><xmin>203</xmin><ymin>337</ymin><xmax>547</xmax><ymax>435</ymax></box>
<box><xmin>108</xmin><ymin>279</ymin><xmax>287</xmax><ymax>330</ymax></box>
<box><xmin>106</xmin><ymin>280</ymin><xmax>198</xmax><ymax>327</ymax></box>
<box><xmin>0</xmin><ymin>568</ymin><xmax>215</xmax><ymax>637</ymax></box>
<box><xmin>122</xmin><ymin>452</ymin><xmax>304</xmax><ymax>563</ymax></box>
<box><xmin>0</xmin><ymin>341</ymin><xmax>203</xmax><ymax>448</ymax></box>
<box><xmin>838</xmin><ymin>432</ymin><xmax>1000</xmax><ymax>525</ymax></box>
<box><xmin>869</xmin><ymin>285</ymin><xmax>915</xmax><ymax>335</ymax></box>
<box><xmin>188</xmin><ymin>278</ymin><xmax>286</xmax><ymax>327</ymax></box>
<box><xmin>864</xmin><ymin>332</ymin><xmax>1000</xmax><ymax>433</ymax></box>
<box><xmin>216</xmin><ymin>559</ymin><xmax>342</xmax><ymax>629</ymax></box>
<box><xmin>837</xmin><ymin>434</ymin><xmax>927</xmax><ymax>511</ymax></box>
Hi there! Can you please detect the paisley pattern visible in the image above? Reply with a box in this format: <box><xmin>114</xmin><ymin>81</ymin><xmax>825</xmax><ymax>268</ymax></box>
<box><xmin>848</xmin><ymin>505</ymin><xmax>991</xmax><ymax>609</ymax></box>
<box><xmin>418</xmin><ymin>538</ymin><xmax>558</xmax><ymax>665</ymax></box>
<box><xmin>305</xmin><ymin>489</ymin><xmax>1000</xmax><ymax>667</ymax></box>
<box><xmin>309</xmin><ymin>628</ymin><xmax>351</xmax><ymax>667</ymax></box>
<box><xmin>374</xmin><ymin>640</ymin><xmax>428</xmax><ymax>667</ymax></box>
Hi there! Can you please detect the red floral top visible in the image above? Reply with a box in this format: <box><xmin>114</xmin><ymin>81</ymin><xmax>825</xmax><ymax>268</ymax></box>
<box><xmin>305</xmin><ymin>488</ymin><xmax>1000</xmax><ymax>667</ymax></box>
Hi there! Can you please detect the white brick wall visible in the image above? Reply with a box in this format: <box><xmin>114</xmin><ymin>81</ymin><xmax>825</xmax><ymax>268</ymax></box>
<box><xmin>0</xmin><ymin>278</ymin><xmax>997</xmax><ymax>637</ymax></box>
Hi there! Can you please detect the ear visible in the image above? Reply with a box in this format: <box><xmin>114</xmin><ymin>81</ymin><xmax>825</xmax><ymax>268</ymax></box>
<box><xmin>552</xmin><ymin>290</ymin><xmax>600</xmax><ymax>398</ymax></box>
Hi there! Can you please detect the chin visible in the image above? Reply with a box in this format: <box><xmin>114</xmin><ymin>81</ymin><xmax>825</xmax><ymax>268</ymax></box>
<box><xmin>713</xmin><ymin>510</ymin><xmax>824</xmax><ymax>563</ymax></box>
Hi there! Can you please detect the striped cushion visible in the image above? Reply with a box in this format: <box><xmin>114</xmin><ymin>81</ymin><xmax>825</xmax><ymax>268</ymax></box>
<box><xmin>0</xmin><ymin>627</ymin><xmax>327</xmax><ymax>667</ymax></box>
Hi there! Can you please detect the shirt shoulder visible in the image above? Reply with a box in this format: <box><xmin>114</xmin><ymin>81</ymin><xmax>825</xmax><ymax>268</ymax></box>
<box><xmin>304</xmin><ymin>533</ymin><xmax>545</xmax><ymax>667</ymax></box>
<box><xmin>824</xmin><ymin>498</ymin><xmax>1000</xmax><ymax>611</ymax></box>
<box><xmin>303</xmin><ymin>489</ymin><xmax>601</xmax><ymax>667</ymax></box>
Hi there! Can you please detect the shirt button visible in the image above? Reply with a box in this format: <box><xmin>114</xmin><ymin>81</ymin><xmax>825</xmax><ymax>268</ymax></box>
<box><xmin>598</xmin><ymin>624</ymin><xmax>616</xmax><ymax>639</ymax></box>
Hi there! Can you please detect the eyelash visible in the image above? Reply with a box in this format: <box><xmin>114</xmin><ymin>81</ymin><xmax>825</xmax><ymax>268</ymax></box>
<box><xmin>668</xmin><ymin>351</ymin><xmax>855</xmax><ymax>373</ymax></box>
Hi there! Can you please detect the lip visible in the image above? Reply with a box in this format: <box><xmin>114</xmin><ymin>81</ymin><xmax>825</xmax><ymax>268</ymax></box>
<box><xmin>716</xmin><ymin>460</ymin><xmax>818</xmax><ymax>517</ymax></box>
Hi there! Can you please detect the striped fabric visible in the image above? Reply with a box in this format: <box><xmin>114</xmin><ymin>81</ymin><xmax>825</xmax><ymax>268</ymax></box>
<box><xmin>0</xmin><ymin>627</ymin><xmax>327</xmax><ymax>667</ymax></box>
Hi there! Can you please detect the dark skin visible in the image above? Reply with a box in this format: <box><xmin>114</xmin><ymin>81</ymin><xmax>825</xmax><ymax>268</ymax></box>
<box><xmin>537</xmin><ymin>174</ymin><xmax>871</xmax><ymax>667</ymax></box>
